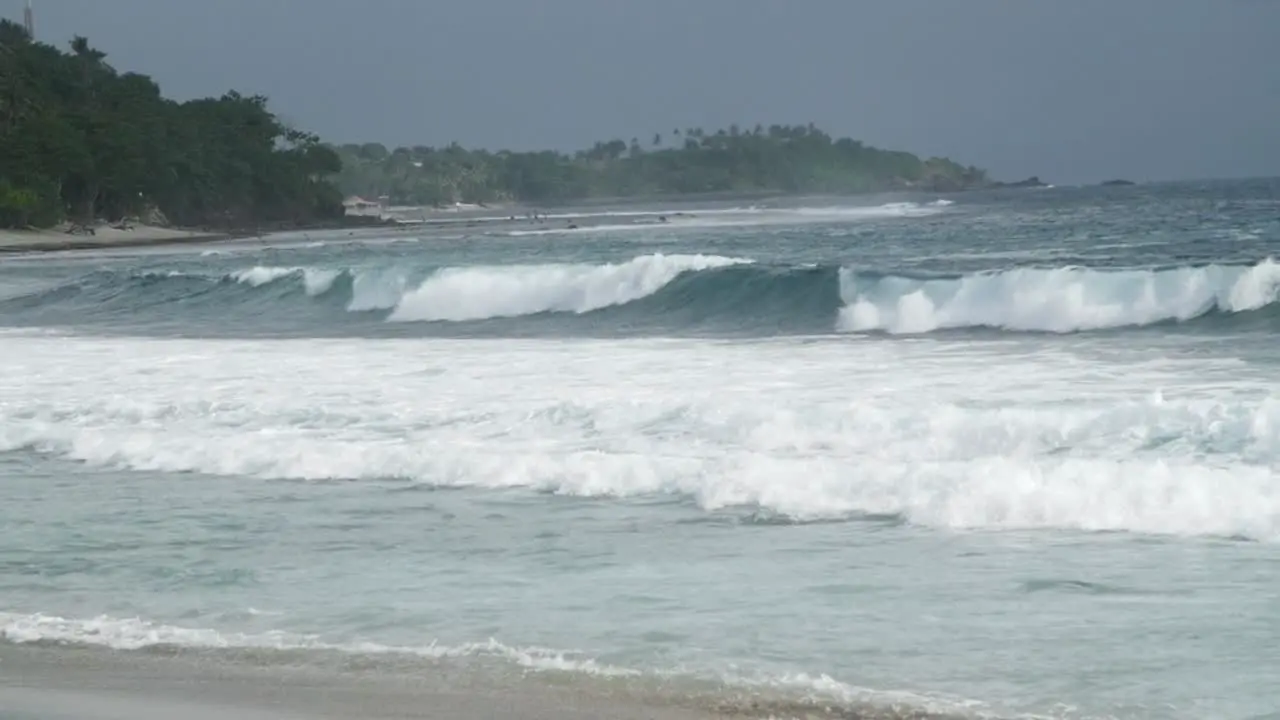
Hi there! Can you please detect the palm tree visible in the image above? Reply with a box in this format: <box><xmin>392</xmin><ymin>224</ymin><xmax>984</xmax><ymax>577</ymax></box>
<box><xmin>69</xmin><ymin>35</ymin><xmax>113</xmax><ymax>75</ymax></box>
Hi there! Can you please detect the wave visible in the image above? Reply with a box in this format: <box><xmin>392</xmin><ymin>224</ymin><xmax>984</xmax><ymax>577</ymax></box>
<box><xmin>0</xmin><ymin>611</ymin><xmax>1003</xmax><ymax>719</ymax></box>
<box><xmin>1</xmin><ymin>256</ymin><xmax>1277</xmax><ymax>336</ymax></box>
<box><xmin>837</xmin><ymin>259</ymin><xmax>1280</xmax><ymax>334</ymax></box>
<box><xmin>175</xmin><ymin>255</ymin><xmax>1280</xmax><ymax>334</ymax></box>
<box><xmin>0</xmin><ymin>611</ymin><xmax>633</xmax><ymax>676</ymax></box>
<box><xmin>387</xmin><ymin>254</ymin><xmax>751</xmax><ymax>322</ymax></box>
<box><xmin>3</xmin><ymin>376</ymin><xmax>1278</xmax><ymax>540</ymax></box>
<box><xmin>229</xmin><ymin>266</ymin><xmax>342</xmax><ymax>296</ymax></box>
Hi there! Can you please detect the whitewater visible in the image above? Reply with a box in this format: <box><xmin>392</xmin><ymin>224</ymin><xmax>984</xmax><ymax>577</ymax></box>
<box><xmin>2</xmin><ymin>184</ymin><xmax>1279</xmax><ymax>720</ymax></box>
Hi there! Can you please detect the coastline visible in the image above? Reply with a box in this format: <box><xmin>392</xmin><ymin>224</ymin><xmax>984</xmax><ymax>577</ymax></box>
<box><xmin>0</xmin><ymin>225</ymin><xmax>240</xmax><ymax>255</ymax></box>
<box><xmin>0</xmin><ymin>182</ymin><xmax>1062</xmax><ymax>257</ymax></box>
<box><xmin>0</xmin><ymin>642</ymin><xmax>725</xmax><ymax>720</ymax></box>
<box><xmin>0</xmin><ymin>640</ymin><xmax>968</xmax><ymax>720</ymax></box>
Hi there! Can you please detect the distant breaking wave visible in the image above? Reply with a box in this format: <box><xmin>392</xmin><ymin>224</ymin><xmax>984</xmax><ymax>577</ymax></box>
<box><xmin>1</xmin><ymin>255</ymin><xmax>1277</xmax><ymax>336</ymax></box>
<box><xmin>502</xmin><ymin>200</ymin><xmax>949</xmax><ymax>236</ymax></box>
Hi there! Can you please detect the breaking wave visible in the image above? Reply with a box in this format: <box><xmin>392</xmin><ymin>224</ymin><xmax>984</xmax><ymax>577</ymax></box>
<box><xmin>386</xmin><ymin>253</ymin><xmax>751</xmax><ymax>321</ymax></box>
<box><xmin>838</xmin><ymin>258</ymin><xmax>1280</xmax><ymax>334</ymax></box>
<box><xmin>502</xmin><ymin>200</ymin><xmax>948</xmax><ymax>236</ymax></box>
<box><xmin>0</xmin><ymin>255</ymin><xmax>1277</xmax><ymax>336</ymax></box>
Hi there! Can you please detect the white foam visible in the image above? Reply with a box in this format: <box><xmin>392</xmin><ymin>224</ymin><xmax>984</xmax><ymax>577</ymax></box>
<box><xmin>0</xmin><ymin>609</ymin><xmax>999</xmax><ymax>717</ymax></box>
<box><xmin>230</xmin><ymin>266</ymin><xmax>297</xmax><ymax>287</ymax></box>
<box><xmin>387</xmin><ymin>253</ymin><xmax>751</xmax><ymax>322</ymax></box>
<box><xmin>227</xmin><ymin>266</ymin><xmax>342</xmax><ymax>297</ymax></box>
<box><xmin>0</xmin><ymin>612</ymin><xmax>634</xmax><ymax>676</ymax></box>
<box><xmin>2</xmin><ymin>334</ymin><xmax>1277</xmax><ymax>541</ymax></box>
<box><xmin>208</xmin><ymin>264</ymin><xmax>414</xmax><ymax>311</ymax></box>
<box><xmin>838</xmin><ymin>259</ymin><xmax>1280</xmax><ymax>334</ymax></box>
<box><xmin>726</xmin><ymin>670</ymin><xmax>990</xmax><ymax>719</ymax></box>
<box><xmin>788</xmin><ymin>202</ymin><xmax>937</xmax><ymax>218</ymax></box>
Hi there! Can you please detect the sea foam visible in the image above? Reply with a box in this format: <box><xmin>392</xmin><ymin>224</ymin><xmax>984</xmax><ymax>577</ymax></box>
<box><xmin>2</xmin><ymin>334</ymin><xmax>1277</xmax><ymax>541</ymax></box>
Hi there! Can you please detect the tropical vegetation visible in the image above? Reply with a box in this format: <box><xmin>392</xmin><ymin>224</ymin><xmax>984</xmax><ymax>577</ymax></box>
<box><xmin>335</xmin><ymin>125</ymin><xmax>990</xmax><ymax>207</ymax></box>
<box><xmin>1</xmin><ymin>19</ymin><xmax>995</xmax><ymax>231</ymax></box>
<box><xmin>0</xmin><ymin>21</ymin><xmax>343</xmax><ymax>230</ymax></box>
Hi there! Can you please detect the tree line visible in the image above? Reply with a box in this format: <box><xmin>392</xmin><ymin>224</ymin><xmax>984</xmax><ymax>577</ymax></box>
<box><xmin>1</xmin><ymin>20</ymin><xmax>994</xmax><ymax>231</ymax></box>
<box><xmin>0</xmin><ymin>22</ymin><xmax>343</xmax><ymax>230</ymax></box>
<box><xmin>335</xmin><ymin>124</ymin><xmax>990</xmax><ymax>207</ymax></box>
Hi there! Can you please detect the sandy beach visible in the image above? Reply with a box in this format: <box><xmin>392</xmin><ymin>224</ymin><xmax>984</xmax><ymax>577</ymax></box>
<box><xmin>0</xmin><ymin>225</ymin><xmax>235</xmax><ymax>254</ymax></box>
<box><xmin>0</xmin><ymin>642</ymin><xmax>731</xmax><ymax>720</ymax></box>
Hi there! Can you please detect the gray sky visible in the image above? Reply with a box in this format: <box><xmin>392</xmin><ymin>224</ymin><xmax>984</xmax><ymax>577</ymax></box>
<box><xmin>6</xmin><ymin>0</ymin><xmax>1279</xmax><ymax>184</ymax></box>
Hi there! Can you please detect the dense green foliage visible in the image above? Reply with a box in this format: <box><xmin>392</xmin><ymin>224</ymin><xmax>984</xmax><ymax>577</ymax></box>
<box><xmin>335</xmin><ymin>124</ymin><xmax>989</xmax><ymax>207</ymax></box>
<box><xmin>0</xmin><ymin>21</ymin><xmax>343</xmax><ymax>230</ymax></box>
<box><xmin>0</xmin><ymin>18</ymin><xmax>993</xmax><ymax>230</ymax></box>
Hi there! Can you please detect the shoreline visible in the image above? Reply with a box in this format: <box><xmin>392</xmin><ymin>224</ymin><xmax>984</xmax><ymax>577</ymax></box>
<box><xmin>0</xmin><ymin>642</ymin><xmax>724</xmax><ymax>720</ymax></box>
<box><xmin>0</xmin><ymin>216</ymin><xmax>408</xmax><ymax>256</ymax></box>
<box><xmin>0</xmin><ymin>225</ymin><xmax>243</xmax><ymax>255</ymax></box>
<box><xmin>0</xmin><ymin>640</ymin><xmax>968</xmax><ymax>720</ymax></box>
<box><xmin>0</xmin><ymin>181</ymin><xmax>1070</xmax><ymax>257</ymax></box>
<box><xmin>0</xmin><ymin>185</ymin><xmax>993</xmax><ymax>256</ymax></box>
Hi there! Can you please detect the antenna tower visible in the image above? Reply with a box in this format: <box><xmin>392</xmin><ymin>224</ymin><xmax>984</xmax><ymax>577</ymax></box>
<box><xmin>23</xmin><ymin>0</ymin><xmax>35</xmax><ymax>39</ymax></box>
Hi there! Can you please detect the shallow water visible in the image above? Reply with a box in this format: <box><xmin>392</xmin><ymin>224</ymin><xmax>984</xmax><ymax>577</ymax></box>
<box><xmin>2</xmin><ymin>181</ymin><xmax>1279</xmax><ymax>719</ymax></box>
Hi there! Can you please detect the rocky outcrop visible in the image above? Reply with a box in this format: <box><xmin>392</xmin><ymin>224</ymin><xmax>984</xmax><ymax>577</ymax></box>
<box><xmin>990</xmin><ymin>176</ymin><xmax>1048</xmax><ymax>189</ymax></box>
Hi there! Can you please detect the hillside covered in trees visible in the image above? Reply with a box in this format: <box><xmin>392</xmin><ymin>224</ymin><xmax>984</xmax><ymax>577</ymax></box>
<box><xmin>335</xmin><ymin>125</ymin><xmax>991</xmax><ymax>207</ymax></box>
<box><xmin>0</xmin><ymin>21</ymin><xmax>343</xmax><ymax>230</ymax></box>
<box><xmin>1</xmin><ymin>18</ymin><xmax>997</xmax><ymax>231</ymax></box>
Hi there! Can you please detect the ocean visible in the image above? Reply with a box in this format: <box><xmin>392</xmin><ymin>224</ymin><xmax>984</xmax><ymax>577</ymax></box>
<box><xmin>1</xmin><ymin>179</ymin><xmax>1278</xmax><ymax>720</ymax></box>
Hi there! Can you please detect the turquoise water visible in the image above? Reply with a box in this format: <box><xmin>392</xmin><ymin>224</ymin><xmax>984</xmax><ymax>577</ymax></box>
<box><xmin>2</xmin><ymin>181</ymin><xmax>1279</xmax><ymax>719</ymax></box>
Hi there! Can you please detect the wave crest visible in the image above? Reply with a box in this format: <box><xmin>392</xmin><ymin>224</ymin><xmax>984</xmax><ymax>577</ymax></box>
<box><xmin>229</xmin><ymin>266</ymin><xmax>342</xmax><ymax>296</ymax></box>
<box><xmin>838</xmin><ymin>258</ymin><xmax>1280</xmax><ymax>334</ymax></box>
<box><xmin>3</xmin><ymin>256</ymin><xmax>1277</xmax><ymax>337</ymax></box>
<box><xmin>387</xmin><ymin>254</ymin><xmax>752</xmax><ymax>322</ymax></box>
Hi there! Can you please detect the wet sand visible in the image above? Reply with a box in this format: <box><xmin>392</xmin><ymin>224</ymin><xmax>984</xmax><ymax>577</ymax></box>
<box><xmin>0</xmin><ymin>642</ymin><xmax>721</xmax><ymax>720</ymax></box>
<box><xmin>0</xmin><ymin>225</ymin><xmax>234</xmax><ymax>254</ymax></box>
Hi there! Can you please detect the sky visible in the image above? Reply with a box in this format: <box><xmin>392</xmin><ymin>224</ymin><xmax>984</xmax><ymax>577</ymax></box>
<box><xmin>5</xmin><ymin>0</ymin><xmax>1279</xmax><ymax>185</ymax></box>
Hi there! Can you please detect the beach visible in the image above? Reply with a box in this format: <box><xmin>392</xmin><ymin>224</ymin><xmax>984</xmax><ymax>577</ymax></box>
<box><xmin>0</xmin><ymin>642</ymin><xmax>733</xmax><ymax>720</ymax></box>
<box><xmin>0</xmin><ymin>225</ymin><xmax>234</xmax><ymax>255</ymax></box>
<box><xmin>0</xmin><ymin>205</ymin><xmax>621</xmax><ymax>256</ymax></box>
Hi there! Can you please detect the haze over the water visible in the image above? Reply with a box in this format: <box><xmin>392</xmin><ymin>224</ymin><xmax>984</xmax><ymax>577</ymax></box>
<box><xmin>6</xmin><ymin>0</ymin><xmax>1278</xmax><ymax>186</ymax></box>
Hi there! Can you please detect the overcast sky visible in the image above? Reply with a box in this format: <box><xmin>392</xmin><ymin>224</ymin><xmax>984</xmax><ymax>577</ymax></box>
<box><xmin>6</xmin><ymin>0</ymin><xmax>1278</xmax><ymax>184</ymax></box>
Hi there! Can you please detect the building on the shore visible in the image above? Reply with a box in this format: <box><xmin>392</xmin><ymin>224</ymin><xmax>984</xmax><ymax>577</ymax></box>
<box><xmin>342</xmin><ymin>195</ymin><xmax>383</xmax><ymax>217</ymax></box>
<box><xmin>23</xmin><ymin>0</ymin><xmax>34</xmax><ymax>38</ymax></box>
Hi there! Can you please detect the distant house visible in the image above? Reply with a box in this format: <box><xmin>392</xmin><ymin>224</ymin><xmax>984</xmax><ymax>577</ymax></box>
<box><xmin>342</xmin><ymin>196</ymin><xmax>382</xmax><ymax>216</ymax></box>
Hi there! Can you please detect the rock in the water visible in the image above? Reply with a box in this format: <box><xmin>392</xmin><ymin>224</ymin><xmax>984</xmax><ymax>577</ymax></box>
<box><xmin>991</xmin><ymin>176</ymin><xmax>1049</xmax><ymax>189</ymax></box>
